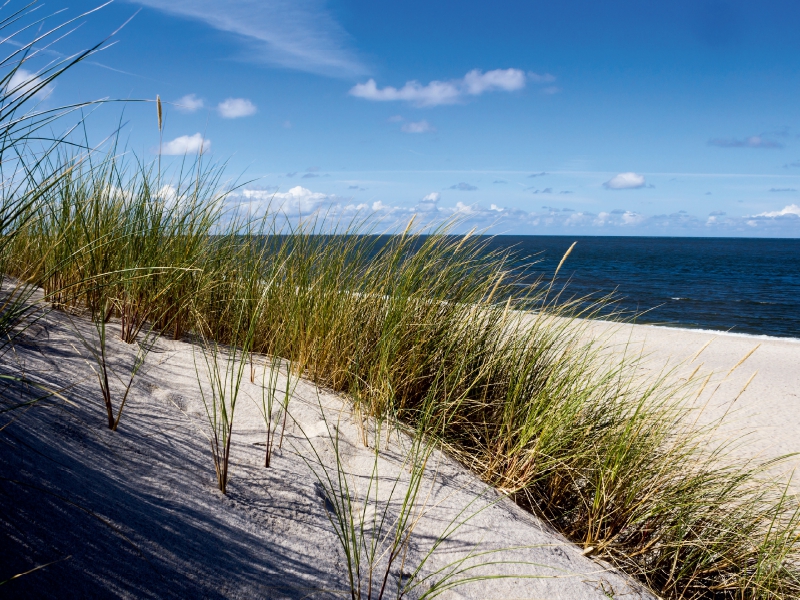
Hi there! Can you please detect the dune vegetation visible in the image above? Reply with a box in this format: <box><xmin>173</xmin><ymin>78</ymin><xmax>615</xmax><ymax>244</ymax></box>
<box><xmin>1</xmin><ymin>3</ymin><xmax>799</xmax><ymax>598</ymax></box>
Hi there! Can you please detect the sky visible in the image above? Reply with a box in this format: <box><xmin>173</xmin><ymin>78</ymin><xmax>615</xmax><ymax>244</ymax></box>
<box><xmin>8</xmin><ymin>0</ymin><xmax>800</xmax><ymax>236</ymax></box>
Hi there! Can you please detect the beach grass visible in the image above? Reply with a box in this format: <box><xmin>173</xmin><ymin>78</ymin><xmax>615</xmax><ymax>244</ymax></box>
<box><xmin>7</xmin><ymin>168</ymin><xmax>799</xmax><ymax>597</ymax></box>
<box><xmin>1</xmin><ymin>5</ymin><xmax>799</xmax><ymax>596</ymax></box>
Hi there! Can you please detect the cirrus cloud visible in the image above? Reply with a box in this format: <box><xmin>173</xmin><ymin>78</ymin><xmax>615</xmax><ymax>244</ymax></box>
<box><xmin>127</xmin><ymin>0</ymin><xmax>367</xmax><ymax>77</ymax></box>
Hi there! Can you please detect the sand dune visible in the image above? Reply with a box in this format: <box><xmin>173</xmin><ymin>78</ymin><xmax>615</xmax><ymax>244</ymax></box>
<box><xmin>0</xmin><ymin>307</ymin><xmax>656</xmax><ymax>599</ymax></box>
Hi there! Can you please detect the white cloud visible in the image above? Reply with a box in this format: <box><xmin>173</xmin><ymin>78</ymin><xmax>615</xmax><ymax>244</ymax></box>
<box><xmin>350</xmin><ymin>78</ymin><xmax>461</xmax><ymax>106</ymax></box>
<box><xmin>401</xmin><ymin>120</ymin><xmax>433</xmax><ymax>133</ymax></box>
<box><xmin>709</xmin><ymin>135</ymin><xmax>783</xmax><ymax>149</ymax></box>
<box><xmin>5</xmin><ymin>68</ymin><xmax>53</xmax><ymax>101</ymax></box>
<box><xmin>754</xmin><ymin>204</ymin><xmax>800</xmax><ymax>218</ymax></box>
<box><xmin>603</xmin><ymin>172</ymin><xmax>646</xmax><ymax>190</ymax></box>
<box><xmin>227</xmin><ymin>188</ymin><xmax>800</xmax><ymax>236</ymax></box>
<box><xmin>128</xmin><ymin>0</ymin><xmax>366</xmax><ymax>77</ymax></box>
<box><xmin>527</xmin><ymin>72</ymin><xmax>556</xmax><ymax>83</ymax></box>
<box><xmin>218</xmin><ymin>98</ymin><xmax>257</xmax><ymax>118</ymax></box>
<box><xmin>350</xmin><ymin>68</ymin><xmax>528</xmax><ymax>107</ymax></box>
<box><xmin>175</xmin><ymin>93</ymin><xmax>204</xmax><ymax>112</ymax></box>
<box><xmin>160</xmin><ymin>133</ymin><xmax>210</xmax><ymax>155</ymax></box>
<box><xmin>243</xmin><ymin>185</ymin><xmax>333</xmax><ymax>214</ymax></box>
<box><xmin>462</xmin><ymin>68</ymin><xmax>526</xmax><ymax>94</ymax></box>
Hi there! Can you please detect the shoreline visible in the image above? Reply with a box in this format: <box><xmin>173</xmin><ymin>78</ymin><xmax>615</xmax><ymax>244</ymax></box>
<box><xmin>594</xmin><ymin>319</ymin><xmax>800</xmax><ymax>343</ymax></box>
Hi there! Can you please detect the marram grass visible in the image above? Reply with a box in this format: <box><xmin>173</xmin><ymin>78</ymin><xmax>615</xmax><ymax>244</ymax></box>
<box><xmin>5</xmin><ymin>160</ymin><xmax>799</xmax><ymax>598</ymax></box>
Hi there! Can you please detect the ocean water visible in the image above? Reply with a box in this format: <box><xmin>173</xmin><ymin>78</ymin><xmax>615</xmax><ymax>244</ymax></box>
<box><xmin>481</xmin><ymin>236</ymin><xmax>800</xmax><ymax>339</ymax></box>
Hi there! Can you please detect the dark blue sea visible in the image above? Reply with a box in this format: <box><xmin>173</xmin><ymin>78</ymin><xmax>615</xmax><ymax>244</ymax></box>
<box><xmin>482</xmin><ymin>236</ymin><xmax>800</xmax><ymax>339</ymax></box>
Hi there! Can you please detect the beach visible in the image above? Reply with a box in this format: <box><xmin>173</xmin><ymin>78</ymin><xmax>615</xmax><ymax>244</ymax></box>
<box><xmin>590</xmin><ymin>321</ymin><xmax>800</xmax><ymax>474</ymax></box>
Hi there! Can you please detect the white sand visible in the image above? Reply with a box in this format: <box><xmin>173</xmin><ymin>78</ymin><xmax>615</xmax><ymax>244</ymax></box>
<box><xmin>587</xmin><ymin>321</ymin><xmax>800</xmax><ymax>475</ymax></box>
<box><xmin>0</xmin><ymin>306</ymin><xmax>656</xmax><ymax>599</ymax></box>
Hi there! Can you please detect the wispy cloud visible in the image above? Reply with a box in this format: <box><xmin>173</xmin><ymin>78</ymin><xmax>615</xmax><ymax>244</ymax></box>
<box><xmin>769</xmin><ymin>187</ymin><xmax>797</xmax><ymax>192</ymax></box>
<box><xmin>175</xmin><ymin>93</ymin><xmax>204</xmax><ymax>112</ymax></box>
<box><xmin>400</xmin><ymin>120</ymin><xmax>433</xmax><ymax>133</ymax></box>
<box><xmin>449</xmin><ymin>182</ymin><xmax>478</xmax><ymax>191</ymax></box>
<box><xmin>218</xmin><ymin>98</ymin><xmax>257</xmax><ymax>118</ymax></box>
<box><xmin>709</xmin><ymin>135</ymin><xmax>783</xmax><ymax>149</ymax></box>
<box><xmin>160</xmin><ymin>133</ymin><xmax>210</xmax><ymax>155</ymax></box>
<box><xmin>128</xmin><ymin>0</ymin><xmax>367</xmax><ymax>77</ymax></box>
<box><xmin>527</xmin><ymin>72</ymin><xmax>556</xmax><ymax>83</ymax></box>
<box><xmin>4</xmin><ymin>68</ymin><xmax>53</xmax><ymax>101</ymax></box>
<box><xmin>527</xmin><ymin>172</ymin><xmax>547</xmax><ymax>178</ymax></box>
<box><xmin>350</xmin><ymin>68</ymin><xmax>533</xmax><ymax>107</ymax></box>
<box><xmin>603</xmin><ymin>172</ymin><xmax>646</xmax><ymax>189</ymax></box>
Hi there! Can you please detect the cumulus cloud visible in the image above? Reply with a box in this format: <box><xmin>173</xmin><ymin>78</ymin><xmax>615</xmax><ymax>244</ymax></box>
<box><xmin>603</xmin><ymin>172</ymin><xmax>646</xmax><ymax>190</ymax></box>
<box><xmin>450</xmin><ymin>182</ymin><xmax>477</xmax><ymax>191</ymax></box>
<box><xmin>417</xmin><ymin>192</ymin><xmax>440</xmax><ymax>211</ymax></box>
<box><xmin>401</xmin><ymin>120</ymin><xmax>433</xmax><ymax>133</ymax></box>
<box><xmin>217</xmin><ymin>98</ymin><xmax>257</xmax><ymax>118</ymax></box>
<box><xmin>754</xmin><ymin>204</ymin><xmax>800</xmax><ymax>218</ymax></box>
<box><xmin>242</xmin><ymin>185</ymin><xmax>335</xmax><ymax>214</ymax></box>
<box><xmin>160</xmin><ymin>133</ymin><xmax>210</xmax><ymax>155</ymax></box>
<box><xmin>230</xmin><ymin>185</ymin><xmax>800</xmax><ymax>236</ymax></box>
<box><xmin>462</xmin><ymin>68</ymin><xmax>526</xmax><ymax>94</ymax></box>
<box><xmin>709</xmin><ymin>135</ymin><xmax>783</xmax><ymax>149</ymax></box>
<box><xmin>175</xmin><ymin>94</ymin><xmax>204</xmax><ymax>112</ymax></box>
<box><xmin>350</xmin><ymin>68</ymin><xmax>529</xmax><ymax>107</ymax></box>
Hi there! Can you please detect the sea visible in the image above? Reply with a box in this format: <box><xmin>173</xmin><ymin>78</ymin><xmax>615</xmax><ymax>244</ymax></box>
<box><xmin>481</xmin><ymin>236</ymin><xmax>800</xmax><ymax>339</ymax></box>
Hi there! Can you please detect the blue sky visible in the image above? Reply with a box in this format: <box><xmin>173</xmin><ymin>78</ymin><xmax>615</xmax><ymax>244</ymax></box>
<box><xmin>11</xmin><ymin>0</ymin><xmax>800</xmax><ymax>235</ymax></box>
